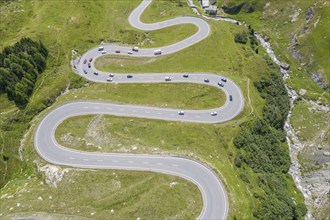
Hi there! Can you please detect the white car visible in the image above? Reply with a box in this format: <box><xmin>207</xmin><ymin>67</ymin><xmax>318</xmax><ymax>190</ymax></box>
<box><xmin>178</xmin><ymin>110</ymin><xmax>184</xmax><ymax>115</ymax></box>
<box><xmin>128</xmin><ymin>51</ymin><xmax>133</xmax><ymax>54</ymax></box>
<box><xmin>165</xmin><ymin>77</ymin><xmax>171</xmax><ymax>81</ymax></box>
<box><xmin>102</xmin><ymin>50</ymin><xmax>107</xmax><ymax>54</ymax></box>
<box><xmin>211</xmin><ymin>111</ymin><xmax>217</xmax><ymax>116</ymax></box>
<box><xmin>106</xmin><ymin>77</ymin><xmax>113</xmax><ymax>82</ymax></box>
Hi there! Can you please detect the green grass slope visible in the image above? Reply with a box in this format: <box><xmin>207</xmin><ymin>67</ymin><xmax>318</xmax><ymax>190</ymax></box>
<box><xmin>0</xmin><ymin>0</ymin><xmax>306</xmax><ymax>219</ymax></box>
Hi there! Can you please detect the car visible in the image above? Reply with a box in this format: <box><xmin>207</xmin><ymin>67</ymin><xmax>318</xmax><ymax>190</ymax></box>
<box><xmin>154</xmin><ymin>49</ymin><xmax>162</xmax><ymax>55</ymax></box>
<box><xmin>127</xmin><ymin>74</ymin><xmax>133</xmax><ymax>78</ymax></box>
<box><xmin>211</xmin><ymin>111</ymin><xmax>217</xmax><ymax>116</ymax></box>
<box><xmin>83</xmin><ymin>69</ymin><xmax>87</xmax><ymax>74</ymax></box>
<box><xmin>102</xmin><ymin>50</ymin><xmax>107</xmax><ymax>54</ymax></box>
<box><xmin>165</xmin><ymin>76</ymin><xmax>171</xmax><ymax>81</ymax></box>
<box><xmin>115</xmin><ymin>49</ymin><xmax>120</xmax><ymax>53</ymax></box>
<box><xmin>94</xmin><ymin>71</ymin><xmax>98</xmax><ymax>75</ymax></box>
<box><xmin>109</xmin><ymin>73</ymin><xmax>114</xmax><ymax>77</ymax></box>
<box><xmin>178</xmin><ymin>110</ymin><xmax>184</xmax><ymax>115</ymax></box>
<box><xmin>183</xmin><ymin>74</ymin><xmax>189</xmax><ymax>78</ymax></box>
<box><xmin>221</xmin><ymin>78</ymin><xmax>227</xmax><ymax>82</ymax></box>
<box><xmin>204</xmin><ymin>78</ymin><xmax>209</xmax><ymax>83</ymax></box>
<box><xmin>132</xmin><ymin>47</ymin><xmax>139</xmax><ymax>52</ymax></box>
<box><xmin>89</xmin><ymin>58</ymin><xmax>93</xmax><ymax>62</ymax></box>
<box><xmin>88</xmin><ymin>63</ymin><xmax>91</xmax><ymax>68</ymax></box>
<box><xmin>218</xmin><ymin>82</ymin><xmax>224</xmax><ymax>87</ymax></box>
<box><xmin>98</xmin><ymin>46</ymin><xmax>104</xmax><ymax>51</ymax></box>
<box><xmin>106</xmin><ymin>77</ymin><xmax>113</xmax><ymax>82</ymax></box>
<box><xmin>83</xmin><ymin>59</ymin><xmax>87</xmax><ymax>64</ymax></box>
<box><xmin>128</xmin><ymin>51</ymin><xmax>133</xmax><ymax>54</ymax></box>
<box><xmin>229</xmin><ymin>95</ymin><xmax>233</xmax><ymax>101</ymax></box>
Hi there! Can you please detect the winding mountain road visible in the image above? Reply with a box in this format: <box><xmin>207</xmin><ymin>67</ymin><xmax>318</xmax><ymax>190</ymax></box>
<box><xmin>35</xmin><ymin>0</ymin><xmax>244</xmax><ymax>219</ymax></box>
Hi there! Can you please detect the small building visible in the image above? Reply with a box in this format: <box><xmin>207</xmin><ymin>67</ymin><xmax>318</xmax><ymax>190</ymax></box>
<box><xmin>201</xmin><ymin>0</ymin><xmax>209</xmax><ymax>8</ymax></box>
<box><xmin>206</xmin><ymin>5</ymin><xmax>217</xmax><ymax>15</ymax></box>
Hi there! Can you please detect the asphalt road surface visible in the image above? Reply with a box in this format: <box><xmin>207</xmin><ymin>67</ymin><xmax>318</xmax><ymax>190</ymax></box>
<box><xmin>35</xmin><ymin>0</ymin><xmax>245</xmax><ymax>219</ymax></box>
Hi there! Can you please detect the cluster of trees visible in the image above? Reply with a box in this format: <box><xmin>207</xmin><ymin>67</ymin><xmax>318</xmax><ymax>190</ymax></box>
<box><xmin>234</xmin><ymin>32</ymin><xmax>248</xmax><ymax>44</ymax></box>
<box><xmin>247</xmin><ymin>25</ymin><xmax>258</xmax><ymax>53</ymax></box>
<box><xmin>233</xmin><ymin>67</ymin><xmax>307</xmax><ymax>219</ymax></box>
<box><xmin>0</xmin><ymin>37</ymin><xmax>48</xmax><ymax>106</ymax></box>
<box><xmin>234</xmin><ymin>25</ymin><xmax>259</xmax><ymax>54</ymax></box>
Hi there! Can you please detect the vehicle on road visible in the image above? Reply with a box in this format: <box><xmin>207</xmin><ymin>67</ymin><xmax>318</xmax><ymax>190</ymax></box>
<box><xmin>165</xmin><ymin>76</ymin><xmax>172</xmax><ymax>81</ymax></box>
<box><xmin>83</xmin><ymin>69</ymin><xmax>87</xmax><ymax>74</ymax></box>
<box><xmin>109</xmin><ymin>73</ymin><xmax>114</xmax><ymax>77</ymax></box>
<box><xmin>221</xmin><ymin>78</ymin><xmax>227</xmax><ymax>82</ymax></box>
<box><xmin>115</xmin><ymin>49</ymin><xmax>120</xmax><ymax>53</ymax></box>
<box><xmin>204</xmin><ymin>78</ymin><xmax>209</xmax><ymax>83</ymax></box>
<box><xmin>89</xmin><ymin>58</ymin><xmax>93</xmax><ymax>62</ymax></box>
<box><xmin>211</xmin><ymin>111</ymin><xmax>217</xmax><ymax>116</ymax></box>
<box><xmin>128</xmin><ymin>51</ymin><xmax>133</xmax><ymax>54</ymax></box>
<box><xmin>83</xmin><ymin>59</ymin><xmax>87</xmax><ymax>64</ymax></box>
<box><xmin>178</xmin><ymin>110</ymin><xmax>185</xmax><ymax>115</ymax></box>
<box><xmin>98</xmin><ymin>46</ymin><xmax>104</xmax><ymax>51</ymax></box>
<box><xmin>154</xmin><ymin>49</ymin><xmax>162</xmax><ymax>55</ymax></box>
<box><xmin>183</xmin><ymin>74</ymin><xmax>189</xmax><ymax>78</ymax></box>
<box><xmin>88</xmin><ymin>63</ymin><xmax>91</xmax><ymax>68</ymax></box>
<box><xmin>218</xmin><ymin>82</ymin><xmax>224</xmax><ymax>87</ymax></box>
<box><xmin>102</xmin><ymin>50</ymin><xmax>107</xmax><ymax>54</ymax></box>
<box><xmin>229</xmin><ymin>95</ymin><xmax>233</xmax><ymax>101</ymax></box>
<box><xmin>106</xmin><ymin>77</ymin><xmax>113</xmax><ymax>82</ymax></box>
<box><xmin>94</xmin><ymin>72</ymin><xmax>98</xmax><ymax>75</ymax></box>
<box><xmin>127</xmin><ymin>74</ymin><xmax>133</xmax><ymax>78</ymax></box>
<box><xmin>132</xmin><ymin>47</ymin><xmax>139</xmax><ymax>52</ymax></box>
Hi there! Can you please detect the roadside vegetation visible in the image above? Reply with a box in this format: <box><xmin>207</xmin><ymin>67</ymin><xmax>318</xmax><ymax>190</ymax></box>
<box><xmin>59</xmin><ymin>82</ymin><xmax>226</xmax><ymax>110</ymax></box>
<box><xmin>0</xmin><ymin>0</ymin><xmax>309</xmax><ymax>219</ymax></box>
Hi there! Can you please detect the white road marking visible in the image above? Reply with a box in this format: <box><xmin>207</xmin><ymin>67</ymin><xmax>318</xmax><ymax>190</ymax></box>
<box><xmin>69</xmin><ymin>157</ymin><xmax>75</xmax><ymax>160</ymax></box>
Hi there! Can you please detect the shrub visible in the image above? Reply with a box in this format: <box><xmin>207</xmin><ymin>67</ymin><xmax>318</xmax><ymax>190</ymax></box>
<box><xmin>234</xmin><ymin>32</ymin><xmax>248</xmax><ymax>44</ymax></box>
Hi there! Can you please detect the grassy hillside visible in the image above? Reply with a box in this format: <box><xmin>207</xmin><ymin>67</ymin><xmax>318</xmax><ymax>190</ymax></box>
<box><xmin>218</xmin><ymin>0</ymin><xmax>329</xmax><ymax>100</ymax></box>
<box><xmin>0</xmin><ymin>0</ymin><xmax>306</xmax><ymax>219</ymax></box>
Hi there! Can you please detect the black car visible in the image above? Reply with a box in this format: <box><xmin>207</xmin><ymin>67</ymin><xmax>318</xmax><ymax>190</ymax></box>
<box><xmin>88</xmin><ymin>63</ymin><xmax>91</xmax><ymax>68</ymax></box>
<box><xmin>127</xmin><ymin>74</ymin><xmax>133</xmax><ymax>78</ymax></box>
<box><xmin>229</xmin><ymin>95</ymin><xmax>233</xmax><ymax>101</ymax></box>
<box><xmin>183</xmin><ymin>74</ymin><xmax>189</xmax><ymax>78</ymax></box>
<box><xmin>94</xmin><ymin>72</ymin><xmax>98</xmax><ymax>75</ymax></box>
<box><xmin>221</xmin><ymin>78</ymin><xmax>227</xmax><ymax>82</ymax></box>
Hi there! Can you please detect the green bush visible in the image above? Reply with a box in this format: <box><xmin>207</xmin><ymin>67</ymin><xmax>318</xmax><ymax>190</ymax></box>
<box><xmin>234</xmin><ymin>32</ymin><xmax>248</xmax><ymax>44</ymax></box>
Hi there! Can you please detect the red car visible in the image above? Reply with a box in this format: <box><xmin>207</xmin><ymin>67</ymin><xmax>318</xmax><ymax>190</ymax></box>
<box><xmin>83</xmin><ymin>59</ymin><xmax>87</xmax><ymax>64</ymax></box>
<box><xmin>115</xmin><ymin>49</ymin><xmax>120</xmax><ymax>53</ymax></box>
<box><xmin>89</xmin><ymin>58</ymin><xmax>93</xmax><ymax>62</ymax></box>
